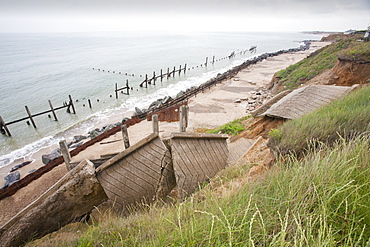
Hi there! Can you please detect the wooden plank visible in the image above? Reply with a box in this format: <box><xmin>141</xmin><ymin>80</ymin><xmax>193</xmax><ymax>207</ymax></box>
<box><xmin>48</xmin><ymin>100</ymin><xmax>58</xmax><ymax>121</ymax></box>
<box><xmin>25</xmin><ymin>106</ymin><xmax>37</xmax><ymax>128</ymax></box>
<box><xmin>170</xmin><ymin>133</ymin><xmax>229</xmax><ymax>198</ymax></box>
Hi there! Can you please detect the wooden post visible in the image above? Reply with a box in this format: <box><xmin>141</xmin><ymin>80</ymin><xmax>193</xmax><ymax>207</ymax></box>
<box><xmin>212</xmin><ymin>55</ymin><xmax>215</xmax><ymax>64</ymax></box>
<box><xmin>48</xmin><ymin>100</ymin><xmax>58</xmax><ymax>121</ymax></box>
<box><xmin>153</xmin><ymin>71</ymin><xmax>156</xmax><ymax>85</ymax></box>
<box><xmin>184</xmin><ymin>63</ymin><xmax>187</xmax><ymax>73</ymax></box>
<box><xmin>68</xmin><ymin>95</ymin><xmax>76</xmax><ymax>114</ymax></box>
<box><xmin>121</xmin><ymin>124</ymin><xmax>130</xmax><ymax>149</ymax></box>
<box><xmin>152</xmin><ymin>114</ymin><xmax>159</xmax><ymax>134</ymax></box>
<box><xmin>88</xmin><ymin>99</ymin><xmax>92</xmax><ymax>108</ymax></box>
<box><xmin>145</xmin><ymin>74</ymin><xmax>148</xmax><ymax>88</ymax></box>
<box><xmin>205</xmin><ymin>57</ymin><xmax>208</xmax><ymax>67</ymax></box>
<box><xmin>59</xmin><ymin>140</ymin><xmax>72</xmax><ymax>170</ymax></box>
<box><xmin>115</xmin><ymin>83</ymin><xmax>119</xmax><ymax>99</ymax></box>
<box><xmin>173</xmin><ymin>66</ymin><xmax>176</xmax><ymax>77</ymax></box>
<box><xmin>0</xmin><ymin>115</ymin><xmax>11</xmax><ymax>137</ymax></box>
<box><xmin>179</xmin><ymin>65</ymin><xmax>182</xmax><ymax>75</ymax></box>
<box><xmin>126</xmin><ymin>79</ymin><xmax>130</xmax><ymax>95</ymax></box>
<box><xmin>25</xmin><ymin>106</ymin><xmax>37</xmax><ymax>128</ymax></box>
<box><xmin>167</xmin><ymin>67</ymin><xmax>170</xmax><ymax>78</ymax></box>
<box><xmin>160</xmin><ymin>69</ymin><xmax>163</xmax><ymax>81</ymax></box>
<box><xmin>179</xmin><ymin>105</ymin><xmax>188</xmax><ymax>132</ymax></box>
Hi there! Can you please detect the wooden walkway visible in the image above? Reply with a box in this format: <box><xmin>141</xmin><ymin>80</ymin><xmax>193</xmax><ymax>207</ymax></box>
<box><xmin>170</xmin><ymin>133</ymin><xmax>228</xmax><ymax>198</ymax></box>
<box><xmin>262</xmin><ymin>85</ymin><xmax>355</xmax><ymax>119</ymax></box>
<box><xmin>96</xmin><ymin>133</ymin><xmax>175</xmax><ymax>210</ymax></box>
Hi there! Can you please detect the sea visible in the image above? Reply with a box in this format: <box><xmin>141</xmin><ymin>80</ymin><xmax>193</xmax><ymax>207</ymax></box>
<box><xmin>0</xmin><ymin>31</ymin><xmax>322</xmax><ymax>168</ymax></box>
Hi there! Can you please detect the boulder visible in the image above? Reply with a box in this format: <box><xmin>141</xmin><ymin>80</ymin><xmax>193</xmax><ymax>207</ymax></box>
<box><xmin>41</xmin><ymin>149</ymin><xmax>61</xmax><ymax>165</ymax></box>
<box><xmin>88</xmin><ymin>129</ymin><xmax>101</xmax><ymax>139</ymax></box>
<box><xmin>0</xmin><ymin>160</ymin><xmax>108</xmax><ymax>247</ymax></box>
<box><xmin>102</xmin><ymin>124</ymin><xmax>115</xmax><ymax>132</ymax></box>
<box><xmin>135</xmin><ymin>107</ymin><xmax>143</xmax><ymax>115</ymax></box>
<box><xmin>1</xmin><ymin>171</ymin><xmax>20</xmax><ymax>189</ymax></box>
<box><xmin>121</xmin><ymin>117</ymin><xmax>130</xmax><ymax>123</ymax></box>
<box><xmin>73</xmin><ymin>135</ymin><xmax>87</xmax><ymax>143</ymax></box>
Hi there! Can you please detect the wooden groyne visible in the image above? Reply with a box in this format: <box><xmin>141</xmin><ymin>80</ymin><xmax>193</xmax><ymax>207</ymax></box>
<box><xmin>0</xmin><ymin>95</ymin><xmax>76</xmax><ymax>137</ymax></box>
<box><xmin>139</xmin><ymin>64</ymin><xmax>187</xmax><ymax>88</ymax></box>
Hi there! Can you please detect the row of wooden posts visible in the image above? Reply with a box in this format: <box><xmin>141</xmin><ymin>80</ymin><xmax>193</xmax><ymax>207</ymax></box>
<box><xmin>0</xmin><ymin>95</ymin><xmax>76</xmax><ymax>137</ymax></box>
<box><xmin>59</xmin><ymin>105</ymin><xmax>189</xmax><ymax>169</ymax></box>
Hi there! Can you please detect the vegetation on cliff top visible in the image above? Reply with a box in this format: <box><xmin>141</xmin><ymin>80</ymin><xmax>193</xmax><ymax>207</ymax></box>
<box><xmin>276</xmin><ymin>34</ymin><xmax>369</xmax><ymax>90</ymax></box>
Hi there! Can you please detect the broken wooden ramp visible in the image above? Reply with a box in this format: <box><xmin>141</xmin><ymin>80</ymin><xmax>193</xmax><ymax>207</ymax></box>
<box><xmin>96</xmin><ymin>133</ymin><xmax>175</xmax><ymax>211</ymax></box>
<box><xmin>261</xmin><ymin>85</ymin><xmax>356</xmax><ymax>119</ymax></box>
<box><xmin>170</xmin><ymin>132</ymin><xmax>229</xmax><ymax>198</ymax></box>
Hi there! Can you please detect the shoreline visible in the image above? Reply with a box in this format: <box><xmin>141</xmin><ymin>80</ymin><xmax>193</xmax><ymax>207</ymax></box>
<box><xmin>0</xmin><ymin>41</ymin><xmax>331</xmax><ymax>226</ymax></box>
<box><xmin>0</xmin><ymin>40</ymin><xmax>325</xmax><ymax>188</ymax></box>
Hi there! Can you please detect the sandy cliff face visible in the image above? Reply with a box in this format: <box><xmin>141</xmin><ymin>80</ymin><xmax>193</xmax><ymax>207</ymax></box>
<box><xmin>307</xmin><ymin>58</ymin><xmax>370</xmax><ymax>86</ymax></box>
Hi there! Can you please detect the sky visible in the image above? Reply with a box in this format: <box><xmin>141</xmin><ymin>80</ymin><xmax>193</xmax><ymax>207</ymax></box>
<box><xmin>0</xmin><ymin>0</ymin><xmax>369</xmax><ymax>33</ymax></box>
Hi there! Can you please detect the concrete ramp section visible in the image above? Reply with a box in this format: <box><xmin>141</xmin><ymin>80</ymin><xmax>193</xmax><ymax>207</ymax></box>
<box><xmin>96</xmin><ymin>133</ymin><xmax>175</xmax><ymax>210</ymax></box>
<box><xmin>262</xmin><ymin>85</ymin><xmax>355</xmax><ymax>119</ymax></box>
<box><xmin>170</xmin><ymin>132</ymin><xmax>229</xmax><ymax>198</ymax></box>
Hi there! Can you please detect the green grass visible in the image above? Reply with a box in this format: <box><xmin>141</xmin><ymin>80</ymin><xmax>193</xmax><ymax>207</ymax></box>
<box><xmin>269</xmin><ymin>86</ymin><xmax>370</xmax><ymax>157</ymax></box>
<box><xmin>276</xmin><ymin>38</ymin><xmax>356</xmax><ymax>90</ymax></box>
<box><xmin>208</xmin><ymin>116</ymin><xmax>250</xmax><ymax>136</ymax></box>
<box><xmin>29</xmin><ymin>135</ymin><xmax>370</xmax><ymax>247</ymax></box>
<box><xmin>339</xmin><ymin>42</ymin><xmax>370</xmax><ymax>62</ymax></box>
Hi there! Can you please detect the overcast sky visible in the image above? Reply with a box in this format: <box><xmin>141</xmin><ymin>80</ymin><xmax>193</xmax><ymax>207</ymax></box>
<box><xmin>0</xmin><ymin>0</ymin><xmax>369</xmax><ymax>33</ymax></box>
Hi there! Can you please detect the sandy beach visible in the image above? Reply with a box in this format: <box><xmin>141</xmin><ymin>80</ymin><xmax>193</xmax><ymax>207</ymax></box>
<box><xmin>0</xmin><ymin>41</ymin><xmax>330</xmax><ymax>226</ymax></box>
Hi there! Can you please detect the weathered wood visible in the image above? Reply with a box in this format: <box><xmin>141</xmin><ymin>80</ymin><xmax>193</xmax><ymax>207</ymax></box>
<box><xmin>68</xmin><ymin>95</ymin><xmax>76</xmax><ymax>114</ymax></box>
<box><xmin>48</xmin><ymin>100</ymin><xmax>58</xmax><ymax>121</ymax></box>
<box><xmin>25</xmin><ymin>106</ymin><xmax>37</xmax><ymax>128</ymax></box>
<box><xmin>170</xmin><ymin>132</ymin><xmax>229</xmax><ymax>198</ymax></box>
<box><xmin>205</xmin><ymin>57</ymin><xmax>208</xmax><ymax>67</ymax></box>
<box><xmin>88</xmin><ymin>99</ymin><xmax>92</xmax><ymax>108</ymax></box>
<box><xmin>152</xmin><ymin>114</ymin><xmax>159</xmax><ymax>134</ymax></box>
<box><xmin>212</xmin><ymin>55</ymin><xmax>215</xmax><ymax>64</ymax></box>
<box><xmin>179</xmin><ymin>105</ymin><xmax>189</xmax><ymax>132</ymax></box>
<box><xmin>59</xmin><ymin>140</ymin><xmax>72</xmax><ymax>170</ymax></box>
<box><xmin>0</xmin><ymin>115</ymin><xmax>11</xmax><ymax>136</ymax></box>
<box><xmin>121</xmin><ymin>124</ymin><xmax>130</xmax><ymax>149</ymax></box>
<box><xmin>96</xmin><ymin>134</ymin><xmax>175</xmax><ymax>212</ymax></box>
<box><xmin>261</xmin><ymin>85</ymin><xmax>355</xmax><ymax>120</ymax></box>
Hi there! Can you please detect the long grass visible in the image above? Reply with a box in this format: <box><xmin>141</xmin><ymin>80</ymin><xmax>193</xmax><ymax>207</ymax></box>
<box><xmin>31</xmin><ymin>134</ymin><xmax>370</xmax><ymax>247</ymax></box>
